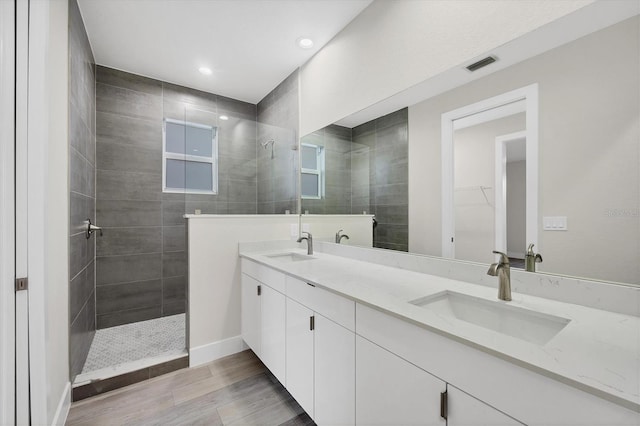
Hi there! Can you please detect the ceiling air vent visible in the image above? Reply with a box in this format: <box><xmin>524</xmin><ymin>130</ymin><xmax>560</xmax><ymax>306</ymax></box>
<box><xmin>466</xmin><ymin>56</ymin><xmax>497</xmax><ymax>72</ymax></box>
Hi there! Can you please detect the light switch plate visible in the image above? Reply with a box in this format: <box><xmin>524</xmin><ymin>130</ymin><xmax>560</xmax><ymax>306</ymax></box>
<box><xmin>290</xmin><ymin>224</ymin><xmax>298</xmax><ymax>237</ymax></box>
<box><xmin>543</xmin><ymin>216</ymin><xmax>567</xmax><ymax>231</ymax></box>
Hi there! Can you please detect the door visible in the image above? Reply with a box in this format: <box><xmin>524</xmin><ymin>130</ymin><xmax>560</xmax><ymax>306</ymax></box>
<box><xmin>0</xmin><ymin>0</ymin><xmax>17</xmax><ymax>423</ymax></box>
<box><xmin>356</xmin><ymin>336</ymin><xmax>446</xmax><ymax>426</ymax></box>
<box><xmin>260</xmin><ymin>284</ymin><xmax>286</xmax><ymax>384</ymax></box>
<box><xmin>285</xmin><ymin>298</ymin><xmax>314</xmax><ymax>418</ymax></box>
<box><xmin>447</xmin><ymin>385</ymin><xmax>523</xmax><ymax>426</ymax></box>
<box><xmin>241</xmin><ymin>274</ymin><xmax>261</xmax><ymax>356</ymax></box>
<box><xmin>314</xmin><ymin>314</ymin><xmax>355</xmax><ymax>426</ymax></box>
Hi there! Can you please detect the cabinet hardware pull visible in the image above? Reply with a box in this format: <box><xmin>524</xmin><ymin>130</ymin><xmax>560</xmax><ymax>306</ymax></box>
<box><xmin>440</xmin><ymin>390</ymin><xmax>448</xmax><ymax>419</ymax></box>
<box><xmin>307</xmin><ymin>282</ymin><xmax>315</xmax><ymax>287</ymax></box>
<box><xmin>257</xmin><ymin>285</ymin><xmax>261</xmax><ymax>296</ymax></box>
<box><xmin>310</xmin><ymin>315</ymin><xmax>315</xmax><ymax>331</ymax></box>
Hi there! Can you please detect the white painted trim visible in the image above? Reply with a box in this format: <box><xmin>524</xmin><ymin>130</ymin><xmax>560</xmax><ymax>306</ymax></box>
<box><xmin>15</xmin><ymin>0</ymin><xmax>30</xmax><ymax>422</ymax></box>
<box><xmin>0</xmin><ymin>0</ymin><xmax>16</xmax><ymax>423</ymax></box>
<box><xmin>494</xmin><ymin>130</ymin><xmax>528</xmax><ymax>255</ymax></box>
<box><xmin>26</xmin><ymin>1</ymin><xmax>51</xmax><ymax>423</ymax></box>
<box><xmin>441</xmin><ymin>84</ymin><xmax>539</xmax><ymax>259</ymax></box>
<box><xmin>189</xmin><ymin>336</ymin><xmax>249</xmax><ymax>368</ymax></box>
<box><xmin>51</xmin><ymin>382</ymin><xmax>70</xmax><ymax>426</ymax></box>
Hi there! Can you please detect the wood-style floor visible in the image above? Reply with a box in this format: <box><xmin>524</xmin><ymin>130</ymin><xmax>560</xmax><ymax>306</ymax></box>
<box><xmin>66</xmin><ymin>350</ymin><xmax>315</xmax><ymax>426</ymax></box>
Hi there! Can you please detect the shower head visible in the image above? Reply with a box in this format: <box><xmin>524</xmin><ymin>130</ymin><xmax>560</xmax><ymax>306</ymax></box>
<box><xmin>261</xmin><ymin>139</ymin><xmax>275</xmax><ymax>148</ymax></box>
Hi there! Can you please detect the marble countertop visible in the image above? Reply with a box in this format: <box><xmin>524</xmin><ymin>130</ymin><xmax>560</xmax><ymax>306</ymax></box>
<box><xmin>240</xmin><ymin>247</ymin><xmax>640</xmax><ymax>412</ymax></box>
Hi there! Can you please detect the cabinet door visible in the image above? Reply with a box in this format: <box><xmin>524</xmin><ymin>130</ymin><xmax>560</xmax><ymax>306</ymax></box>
<box><xmin>285</xmin><ymin>298</ymin><xmax>315</xmax><ymax>418</ymax></box>
<box><xmin>447</xmin><ymin>385</ymin><xmax>523</xmax><ymax>426</ymax></box>
<box><xmin>356</xmin><ymin>336</ymin><xmax>446</xmax><ymax>426</ymax></box>
<box><xmin>241</xmin><ymin>274</ymin><xmax>261</xmax><ymax>356</ymax></box>
<box><xmin>315</xmin><ymin>314</ymin><xmax>355</xmax><ymax>426</ymax></box>
<box><xmin>261</xmin><ymin>284</ymin><xmax>286</xmax><ymax>384</ymax></box>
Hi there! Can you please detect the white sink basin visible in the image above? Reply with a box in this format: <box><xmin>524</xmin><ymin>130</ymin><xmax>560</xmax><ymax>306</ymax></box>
<box><xmin>409</xmin><ymin>291</ymin><xmax>570</xmax><ymax>345</ymax></box>
<box><xmin>265</xmin><ymin>252</ymin><xmax>317</xmax><ymax>263</ymax></box>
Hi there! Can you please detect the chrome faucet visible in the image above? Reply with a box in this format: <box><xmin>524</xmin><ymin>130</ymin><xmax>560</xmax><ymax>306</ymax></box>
<box><xmin>335</xmin><ymin>229</ymin><xmax>350</xmax><ymax>244</ymax></box>
<box><xmin>524</xmin><ymin>243</ymin><xmax>543</xmax><ymax>272</ymax></box>
<box><xmin>487</xmin><ymin>250</ymin><xmax>511</xmax><ymax>301</ymax></box>
<box><xmin>297</xmin><ymin>232</ymin><xmax>313</xmax><ymax>255</ymax></box>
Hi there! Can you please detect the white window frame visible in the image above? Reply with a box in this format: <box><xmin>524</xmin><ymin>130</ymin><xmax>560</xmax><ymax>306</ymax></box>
<box><xmin>301</xmin><ymin>143</ymin><xmax>324</xmax><ymax>200</ymax></box>
<box><xmin>162</xmin><ymin>118</ymin><xmax>218</xmax><ymax>195</ymax></box>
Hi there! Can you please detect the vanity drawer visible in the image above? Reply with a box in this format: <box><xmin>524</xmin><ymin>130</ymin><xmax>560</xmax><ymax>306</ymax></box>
<box><xmin>286</xmin><ymin>276</ymin><xmax>355</xmax><ymax>331</ymax></box>
<box><xmin>241</xmin><ymin>258</ymin><xmax>286</xmax><ymax>293</ymax></box>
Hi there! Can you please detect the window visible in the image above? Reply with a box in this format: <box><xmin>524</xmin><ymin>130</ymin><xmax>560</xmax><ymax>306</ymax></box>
<box><xmin>301</xmin><ymin>143</ymin><xmax>324</xmax><ymax>199</ymax></box>
<box><xmin>163</xmin><ymin>118</ymin><xmax>218</xmax><ymax>194</ymax></box>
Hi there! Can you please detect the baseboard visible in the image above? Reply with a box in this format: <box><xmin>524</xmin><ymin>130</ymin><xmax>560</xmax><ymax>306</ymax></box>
<box><xmin>189</xmin><ymin>335</ymin><xmax>248</xmax><ymax>367</ymax></box>
<box><xmin>51</xmin><ymin>381</ymin><xmax>70</xmax><ymax>425</ymax></box>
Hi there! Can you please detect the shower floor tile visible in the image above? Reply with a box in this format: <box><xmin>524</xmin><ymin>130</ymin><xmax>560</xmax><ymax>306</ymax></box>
<box><xmin>81</xmin><ymin>314</ymin><xmax>185</xmax><ymax>375</ymax></box>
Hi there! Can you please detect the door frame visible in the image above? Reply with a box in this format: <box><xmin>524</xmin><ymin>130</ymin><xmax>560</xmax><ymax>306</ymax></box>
<box><xmin>0</xmin><ymin>0</ymin><xmax>16</xmax><ymax>423</ymax></box>
<box><xmin>441</xmin><ymin>84</ymin><xmax>538</xmax><ymax>259</ymax></box>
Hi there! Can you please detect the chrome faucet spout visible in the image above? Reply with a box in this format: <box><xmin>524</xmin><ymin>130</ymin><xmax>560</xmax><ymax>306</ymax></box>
<box><xmin>335</xmin><ymin>229</ymin><xmax>350</xmax><ymax>244</ymax></box>
<box><xmin>487</xmin><ymin>250</ymin><xmax>511</xmax><ymax>301</ymax></box>
<box><xmin>297</xmin><ymin>232</ymin><xmax>313</xmax><ymax>255</ymax></box>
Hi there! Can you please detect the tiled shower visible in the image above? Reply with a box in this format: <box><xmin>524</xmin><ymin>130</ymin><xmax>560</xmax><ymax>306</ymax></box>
<box><xmin>67</xmin><ymin>0</ymin><xmax>299</xmax><ymax>390</ymax></box>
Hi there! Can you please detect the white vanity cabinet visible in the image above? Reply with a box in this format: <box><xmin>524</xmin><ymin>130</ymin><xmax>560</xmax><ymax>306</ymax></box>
<box><xmin>240</xmin><ymin>273</ymin><xmax>261</xmax><ymax>356</ymax></box>
<box><xmin>446</xmin><ymin>385</ymin><xmax>522</xmax><ymax>426</ymax></box>
<box><xmin>285</xmin><ymin>276</ymin><xmax>356</xmax><ymax>426</ymax></box>
<box><xmin>240</xmin><ymin>259</ymin><xmax>286</xmax><ymax>384</ymax></box>
<box><xmin>356</xmin><ymin>335</ymin><xmax>446</xmax><ymax>425</ymax></box>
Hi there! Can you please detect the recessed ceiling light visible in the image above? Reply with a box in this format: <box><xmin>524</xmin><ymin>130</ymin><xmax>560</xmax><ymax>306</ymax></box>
<box><xmin>297</xmin><ymin>37</ymin><xmax>314</xmax><ymax>49</ymax></box>
<box><xmin>219</xmin><ymin>115</ymin><xmax>229</xmax><ymax>120</ymax></box>
<box><xmin>198</xmin><ymin>66</ymin><xmax>212</xmax><ymax>75</ymax></box>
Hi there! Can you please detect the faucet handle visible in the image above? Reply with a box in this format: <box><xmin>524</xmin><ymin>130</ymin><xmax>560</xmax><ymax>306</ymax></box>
<box><xmin>492</xmin><ymin>250</ymin><xmax>510</xmax><ymax>264</ymax></box>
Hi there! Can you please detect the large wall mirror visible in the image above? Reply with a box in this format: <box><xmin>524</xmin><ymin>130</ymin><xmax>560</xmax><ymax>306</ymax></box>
<box><xmin>299</xmin><ymin>10</ymin><xmax>639</xmax><ymax>287</ymax></box>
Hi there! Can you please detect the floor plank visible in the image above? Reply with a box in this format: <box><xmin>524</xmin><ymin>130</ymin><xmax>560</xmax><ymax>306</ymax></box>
<box><xmin>66</xmin><ymin>350</ymin><xmax>315</xmax><ymax>426</ymax></box>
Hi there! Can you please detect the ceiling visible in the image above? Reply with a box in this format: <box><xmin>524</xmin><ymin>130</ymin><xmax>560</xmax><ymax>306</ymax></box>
<box><xmin>77</xmin><ymin>0</ymin><xmax>373</xmax><ymax>104</ymax></box>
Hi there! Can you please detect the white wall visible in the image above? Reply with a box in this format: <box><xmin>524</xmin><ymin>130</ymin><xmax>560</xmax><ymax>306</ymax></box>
<box><xmin>409</xmin><ymin>16</ymin><xmax>639</xmax><ymax>284</ymax></box>
<box><xmin>27</xmin><ymin>0</ymin><xmax>71</xmax><ymax>423</ymax></box>
<box><xmin>299</xmin><ymin>0</ymin><xmax>593</xmax><ymax>135</ymax></box>
<box><xmin>187</xmin><ymin>214</ymin><xmax>372</xmax><ymax>365</ymax></box>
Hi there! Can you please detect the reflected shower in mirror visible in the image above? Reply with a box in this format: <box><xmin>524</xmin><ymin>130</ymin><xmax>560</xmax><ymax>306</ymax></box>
<box><xmin>301</xmin><ymin>108</ymin><xmax>408</xmax><ymax>251</ymax></box>
<box><xmin>300</xmin><ymin>15</ymin><xmax>639</xmax><ymax>286</ymax></box>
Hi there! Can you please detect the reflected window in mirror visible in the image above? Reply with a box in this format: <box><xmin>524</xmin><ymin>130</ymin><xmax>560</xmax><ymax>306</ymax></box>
<box><xmin>301</xmin><ymin>143</ymin><xmax>325</xmax><ymax>199</ymax></box>
<box><xmin>163</xmin><ymin>118</ymin><xmax>218</xmax><ymax>195</ymax></box>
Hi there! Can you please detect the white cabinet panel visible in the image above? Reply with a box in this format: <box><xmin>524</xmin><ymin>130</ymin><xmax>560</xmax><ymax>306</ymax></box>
<box><xmin>447</xmin><ymin>385</ymin><xmax>523</xmax><ymax>426</ymax></box>
<box><xmin>315</xmin><ymin>314</ymin><xmax>355</xmax><ymax>426</ymax></box>
<box><xmin>261</xmin><ymin>284</ymin><xmax>286</xmax><ymax>384</ymax></box>
<box><xmin>241</xmin><ymin>273</ymin><xmax>261</xmax><ymax>356</ymax></box>
<box><xmin>356</xmin><ymin>336</ymin><xmax>446</xmax><ymax>426</ymax></box>
<box><xmin>286</xmin><ymin>276</ymin><xmax>355</xmax><ymax>331</ymax></box>
<box><xmin>286</xmin><ymin>298</ymin><xmax>315</xmax><ymax>418</ymax></box>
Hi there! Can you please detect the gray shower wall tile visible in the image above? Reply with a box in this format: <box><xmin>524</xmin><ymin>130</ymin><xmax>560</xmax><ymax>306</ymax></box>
<box><xmin>227</xmin><ymin>202</ymin><xmax>258</xmax><ymax>214</ymax></box>
<box><xmin>96</xmin><ymin>279</ymin><xmax>162</xmax><ymax>314</ymax></box>
<box><xmin>70</xmin><ymin>292</ymin><xmax>96</xmax><ymax>378</ymax></box>
<box><xmin>163</xmin><ymin>251</ymin><xmax>186</xmax><ymax>278</ymax></box>
<box><xmin>162</xmin><ymin>276</ymin><xmax>186</xmax><ymax>305</ymax></box>
<box><xmin>70</xmin><ymin>260</ymin><xmax>94</xmax><ymax>324</ymax></box>
<box><xmin>96</xmin><ymin>140</ymin><xmax>162</xmax><ymax>174</ymax></box>
<box><xmin>96</xmin><ymin>66</ymin><xmax>162</xmax><ymax>96</ymax></box>
<box><xmin>97</xmin><ymin>200</ymin><xmax>162</xmax><ymax>227</ymax></box>
<box><xmin>97</xmin><ymin>306</ymin><xmax>162</xmax><ymax>329</ymax></box>
<box><xmin>96</xmin><ymin>82</ymin><xmax>162</xmax><ymax>121</ymax></box>
<box><xmin>70</xmin><ymin>232</ymin><xmax>95</xmax><ymax>280</ymax></box>
<box><xmin>375</xmin><ymin>108</ymin><xmax>408</xmax><ymax>130</ymax></box>
<box><xmin>96</xmin><ymin>253</ymin><xmax>162</xmax><ymax>285</ymax></box>
<box><xmin>218</xmin><ymin>156</ymin><xmax>257</xmax><ymax>180</ymax></box>
<box><xmin>226</xmin><ymin>179</ymin><xmax>258</xmax><ymax>204</ymax></box>
<box><xmin>374</xmin><ymin>204</ymin><xmax>409</xmax><ymax>225</ymax></box>
<box><xmin>162</xmin><ymin>201</ymin><xmax>187</xmax><ymax>226</ymax></box>
<box><xmin>70</xmin><ymin>192</ymin><xmax>95</xmax><ymax>236</ymax></box>
<box><xmin>375</xmin><ymin>183</ymin><xmax>409</xmax><ymax>206</ymax></box>
<box><xmin>70</xmin><ymin>100</ymin><xmax>89</xmax><ymax>159</ymax></box>
<box><xmin>70</xmin><ymin>147</ymin><xmax>91</xmax><ymax>196</ymax></box>
<box><xmin>96</xmin><ymin>227</ymin><xmax>162</xmax><ymax>256</ymax></box>
<box><xmin>162</xmin><ymin>82</ymin><xmax>217</xmax><ymax>111</ymax></box>
<box><xmin>218</xmin><ymin>95</ymin><xmax>256</xmax><ymax>120</ymax></box>
<box><xmin>96</xmin><ymin>112</ymin><xmax>161</xmax><ymax>150</ymax></box>
<box><xmin>163</xmin><ymin>226</ymin><xmax>186</xmax><ymax>253</ymax></box>
<box><xmin>97</xmin><ymin>170</ymin><xmax>162</xmax><ymax>201</ymax></box>
<box><xmin>163</xmin><ymin>301</ymin><xmax>187</xmax><ymax>317</ymax></box>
